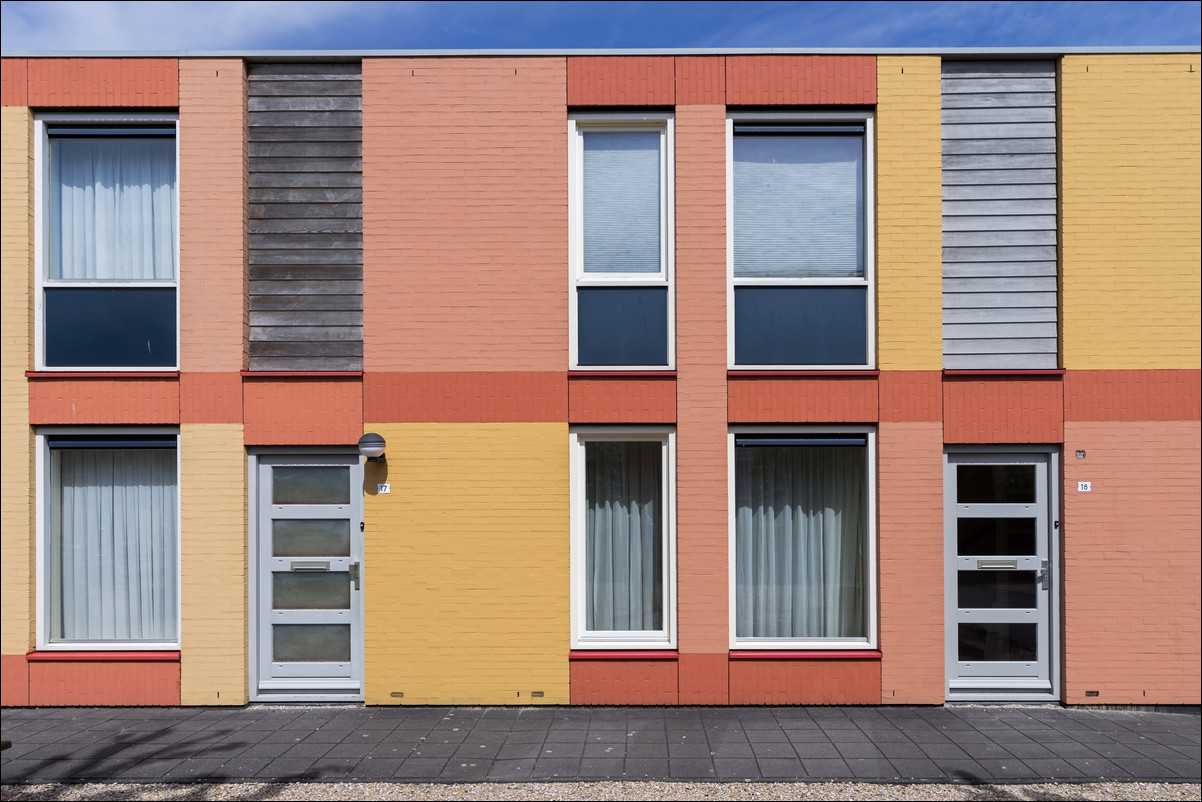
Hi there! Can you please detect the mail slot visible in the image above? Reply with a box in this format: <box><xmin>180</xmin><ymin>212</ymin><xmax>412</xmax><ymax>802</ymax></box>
<box><xmin>290</xmin><ymin>560</ymin><xmax>331</xmax><ymax>572</ymax></box>
<box><xmin>977</xmin><ymin>559</ymin><xmax>1018</xmax><ymax>570</ymax></box>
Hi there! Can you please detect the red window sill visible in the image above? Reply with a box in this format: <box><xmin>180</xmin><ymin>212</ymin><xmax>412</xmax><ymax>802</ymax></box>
<box><xmin>569</xmin><ymin>371</ymin><xmax>677</xmax><ymax>378</ymax></box>
<box><xmin>27</xmin><ymin>651</ymin><xmax>181</xmax><ymax>662</ymax></box>
<box><xmin>241</xmin><ymin>371</ymin><xmax>363</xmax><ymax>378</ymax></box>
<box><xmin>569</xmin><ymin>650</ymin><xmax>678</xmax><ymax>660</ymax></box>
<box><xmin>729</xmin><ymin>650</ymin><xmax>882</xmax><ymax>660</ymax></box>
<box><xmin>728</xmin><ymin>370</ymin><xmax>881</xmax><ymax>378</ymax></box>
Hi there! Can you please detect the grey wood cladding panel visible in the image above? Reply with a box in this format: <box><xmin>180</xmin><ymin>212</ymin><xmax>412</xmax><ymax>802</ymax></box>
<box><xmin>942</xmin><ymin>60</ymin><xmax>1058</xmax><ymax>370</ymax></box>
<box><xmin>248</xmin><ymin>62</ymin><xmax>363</xmax><ymax>372</ymax></box>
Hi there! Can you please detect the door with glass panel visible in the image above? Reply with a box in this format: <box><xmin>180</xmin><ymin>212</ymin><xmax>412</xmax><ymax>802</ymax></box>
<box><xmin>253</xmin><ymin>454</ymin><xmax>363</xmax><ymax>700</ymax></box>
<box><xmin>945</xmin><ymin>450</ymin><xmax>1058</xmax><ymax>700</ymax></box>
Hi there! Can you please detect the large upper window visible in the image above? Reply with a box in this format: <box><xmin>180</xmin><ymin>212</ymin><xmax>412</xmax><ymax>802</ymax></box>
<box><xmin>571</xmin><ymin>430</ymin><xmax>675</xmax><ymax>648</ymax></box>
<box><xmin>40</xmin><ymin>433</ymin><xmax>179</xmax><ymax>648</ymax></box>
<box><xmin>729</xmin><ymin>113</ymin><xmax>874</xmax><ymax>368</ymax></box>
<box><xmin>37</xmin><ymin>116</ymin><xmax>179</xmax><ymax>369</ymax></box>
<box><xmin>730</xmin><ymin>429</ymin><xmax>876</xmax><ymax>649</ymax></box>
<box><xmin>570</xmin><ymin>116</ymin><xmax>673</xmax><ymax>369</ymax></box>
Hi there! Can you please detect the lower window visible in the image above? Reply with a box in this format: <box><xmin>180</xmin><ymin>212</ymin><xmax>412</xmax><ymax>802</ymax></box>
<box><xmin>731</xmin><ymin>430</ymin><xmax>876</xmax><ymax>648</ymax></box>
<box><xmin>571</xmin><ymin>430</ymin><xmax>675</xmax><ymax>649</ymax></box>
<box><xmin>43</xmin><ymin>434</ymin><xmax>179</xmax><ymax>646</ymax></box>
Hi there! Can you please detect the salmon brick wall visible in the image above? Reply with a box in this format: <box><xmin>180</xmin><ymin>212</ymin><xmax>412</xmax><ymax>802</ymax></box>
<box><xmin>5</xmin><ymin>57</ymin><xmax>178</xmax><ymax>107</ymax></box>
<box><xmin>729</xmin><ymin>658</ymin><xmax>881</xmax><ymax>705</ymax></box>
<box><xmin>27</xmin><ymin>655</ymin><xmax>180</xmax><ymax>706</ymax></box>
<box><xmin>570</xmin><ymin>658</ymin><xmax>679</xmax><ymax>705</ymax></box>
<box><xmin>943</xmin><ymin>377</ymin><xmax>1064</xmax><ymax>444</ymax></box>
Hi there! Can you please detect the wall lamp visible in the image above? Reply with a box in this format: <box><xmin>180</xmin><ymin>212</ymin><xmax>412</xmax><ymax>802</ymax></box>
<box><xmin>358</xmin><ymin>432</ymin><xmax>387</xmax><ymax>462</ymax></box>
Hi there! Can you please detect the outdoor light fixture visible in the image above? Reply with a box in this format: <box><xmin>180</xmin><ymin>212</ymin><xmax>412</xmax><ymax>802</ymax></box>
<box><xmin>358</xmin><ymin>433</ymin><xmax>386</xmax><ymax>462</ymax></box>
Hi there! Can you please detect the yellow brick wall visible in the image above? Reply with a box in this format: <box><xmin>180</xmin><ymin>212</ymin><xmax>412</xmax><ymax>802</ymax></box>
<box><xmin>876</xmin><ymin>56</ymin><xmax>943</xmax><ymax>371</ymax></box>
<box><xmin>1</xmin><ymin>106</ymin><xmax>34</xmax><ymax>655</ymax></box>
<box><xmin>1061</xmin><ymin>54</ymin><xmax>1201</xmax><ymax>369</ymax></box>
<box><xmin>363</xmin><ymin>423</ymin><xmax>569</xmax><ymax>705</ymax></box>
<box><xmin>179</xmin><ymin>424</ymin><xmax>248</xmax><ymax>704</ymax></box>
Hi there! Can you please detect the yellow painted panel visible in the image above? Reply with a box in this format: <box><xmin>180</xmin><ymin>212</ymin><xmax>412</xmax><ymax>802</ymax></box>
<box><xmin>363</xmin><ymin>423</ymin><xmax>569</xmax><ymax>705</ymax></box>
<box><xmin>1</xmin><ymin>106</ymin><xmax>34</xmax><ymax>655</ymax></box>
<box><xmin>179</xmin><ymin>424</ymin><xmax>248</xmax><ymax>705</ymax></box>
<box><xmin>1062</xmin><ymin>55</ymin><xmax>1201</xmax><ymax>369</ymax></box>
<box><xmin>875</xmin><ymin>57</ymin><xmax>943</xmax><ymax>371</ymax></box>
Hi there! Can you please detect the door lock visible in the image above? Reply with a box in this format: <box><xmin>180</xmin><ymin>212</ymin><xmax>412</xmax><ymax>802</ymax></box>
<box><xmin>1036</xmin><ymin>560</ymin><xmax>1050</xmax><ymax>590</ymax></box>
<box><xmin>349</xmin><ymin>562</ymin><xmax>360</xmax><ymax>590</ymax></box>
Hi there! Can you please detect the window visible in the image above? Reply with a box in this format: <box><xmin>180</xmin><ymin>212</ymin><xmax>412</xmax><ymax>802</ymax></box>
<box><xmin>730</xmin><ymin>429</ymin><xmax>877</xmax><ymax>649</ymax></box>
<box><xmin>571</xmin><ymin>429</ymin><xmax>675</xmax><ymax>648</ymax></box>
<box><xmin>728</xmin><ymin>113</ymin><xmax>874</xmax><ymax>368</ymax></box>
<box><xmin>39</xmin><ymin>432</ymin><xmax>179</xmax><ymax>648</ymax></box>
<box><xmin>36</xmin><ymin>115</ymin><xmax>179</xmax><ymax>369</ymax></box>
<box><xmin>570</xmin><ymin>116</ymin><xmax>673</xmax><ymax>369</ymax></box>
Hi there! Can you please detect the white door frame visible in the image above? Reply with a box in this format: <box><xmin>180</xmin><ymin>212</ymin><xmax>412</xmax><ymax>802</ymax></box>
<box><xmin>944</xmin><ymin>446</ymin><xmax>1060</xmax><ymax>702</ymax></box>
<box><xmin>248</xmin><ymin>449</ymin><xmax>365</xmax><ymax>702</ymax></box>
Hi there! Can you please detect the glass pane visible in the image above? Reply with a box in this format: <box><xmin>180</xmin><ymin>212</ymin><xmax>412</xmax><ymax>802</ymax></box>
<box><xmin>734</xmin><ymin>445</ymin><xmax>867</xmax><ymax>639</ymax></box>
<box><xmin>577</xmin><ymin>287</ymin><xmax>668</xmax><ymax>366</ymax></box>
<box><xmin>583</xmin><ymin>131</ymin><xmax>661</xmax><ymax>274</ymax></box>
<box><xmin>273</xmin><ymin>624</ymin><xmax>351</xmax><ymax>662</ymax></box>
<box><xmin>273</xmin><ymin>519</ymin><xmax>351</xmax><ymax>557</ymax></box>
<box><xmin>44</xmin><ymin>288</ymin><xmax>176</xmax><ymax>368</ymax></box>
<box><xmin>584</xmin><ymin>441</ymin><xmax>663</xmax><ymax>632</ymax></box>
<box><xmin>273</xmin><ymin>572</ymin><xmax>351</xmax><ymax>610</ymax></box>
<box><xmin>957</xmin><ymin>465</ymin><xmax>1036</xmax><ymax>504</ymax></box>
<box><xmin>959</xmin><ymin>623</ymin><xmax>1037</xmax><ymax>662</ymax></box>
<box><xmin>734</xmin><ymin>286</ymin><xmax>867</xmax><ymax>366</ymax></box>
<box><xmin>734</xmin><ymin>133</ymin><xmax>863</xmax><ymax>278</ymax></box>
<box><xmin>958</xmin><ymin>571</ymin><xmax>1037</xmax><ymax>609</ymax></box>
<box><xmin>272</xmin><ymin>466</ymin><xmax>350</xmax><ymax>505</ymax></box>
<box><xmin>958</xmin><ymin>518</ymin><xmax>1036</xmax><ymax>556</ymax></box>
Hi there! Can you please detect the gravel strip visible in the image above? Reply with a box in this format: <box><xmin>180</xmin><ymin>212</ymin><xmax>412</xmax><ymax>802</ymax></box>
<box><xmin>2</xmin><ymin>783</ymin><xmax>1199</xmax><ymax>801</ymax></box>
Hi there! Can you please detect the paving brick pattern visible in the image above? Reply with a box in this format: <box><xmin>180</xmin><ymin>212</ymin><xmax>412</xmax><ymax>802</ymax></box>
<box><xmin>1</xmin><ymin>706</ymin><xmax>1198</xmax><ymax>784</ymax></box>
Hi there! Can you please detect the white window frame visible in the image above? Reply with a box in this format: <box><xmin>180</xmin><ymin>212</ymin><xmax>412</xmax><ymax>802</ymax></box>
<box><xmin>569</xmin><ymin>114</ymin><xmax>675</xmax><ymax>371</ymax></box>
<box><xmin>726</xmin><ymin>111</ymin><xmax>876</xmax><ymax>370</ymax></box>
<box><xmin>34</xmin><ymin>113</ymin><xmax>181</xmax><ymax>372</ymax></box>
<box><xmin>570</xmin><ymin>427</ymin><xmax>677</xmax><ymax>649</ymax></box>
<box><xmin>35</xmin><ymin>426</ymin><xmax>182</xmax><ymax>651</ymax></box>
<box><xmin>728</xmin><ymin>425</ymin><xmax>878</xmax><ymax>650</ymax></box>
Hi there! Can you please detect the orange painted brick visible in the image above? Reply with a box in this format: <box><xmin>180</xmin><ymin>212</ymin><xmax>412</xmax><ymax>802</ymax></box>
<box><xmin>1</xmin><ymin>58</ymin><xmax>28</xmax><ymax>106</ymax></box>
<box><xmin>943</xmin><ymin>377</ymin><xmax>1064</xmax><ymax>444</ymax></box>
<box><xmin>570</xmin><ymin>659</ymin><xmax>678</xmax><ymax>705</ymax></box>
<box><xmin>28</xmin><ymin>377</ymin><xmax>180</xmax><ymax>424</ymax></box>
<box><xmin>366</xmin><ymin>371</ymin><xmax>566</xmax><ymax>423</ymax></box>
<box><xmin>567</xmin><ymin>56</ymin><xmax>675</xmax><ymax>106</ymax></box>
<box><xmin>29</xmin><ymin>657</ymin><xmax>180</xmax><ymax>706</ymax></box>
<box><xmin>674</xmin><ymin>56</ymin><xmax>725</xmax><ymax>105</ymax></box>
<box><xmin>726</xmin><ymin>56</ymin><xmax>876</xmax><ymax>105</ymax></box>
<box><xmin>243</xmin><ymin>378</ymin><xmax>362</xmax><ymax>445</ymax></box>
<box><xmin>677</xmin><ymin>652</ymin><xmax>728</xmax><ymax>704</ymax></box>
<box><xmin>728</xmin><ymin>376</ymin><xmax>878</xmax><ymax>423</ymax></box>
<box><xmin>878</xmin><ymin>422</ymin><xmax>945</xmax><ymax>704</ymax></box>
<box><xmin>569</xmin><ymin>376</ymin><xmax>675</xmax><ymax>423</ymax></box>
<box><xmin>25</xmin><ymin>58</ymin><xmax>178</xmax><ymax>107</ymax></box>
<box><xmin>179</xmin><ymin>372</ymin><xmax>242</xmax><ymax>424</ymax></box>
<box><xmin>1062</xmin><ymin>421</ymin><xmax>1200</xmax><ymax>704</ymax></box>
<box><xmin>0</xmin><ymin>654</ymin><xmax>28</xmax><ymax>705</ymax></box>
<box><xmin>1065</xmin><ymin>369</ymin><xmax>1200</xmax><ymax>422</ymax></box>
<box><xmin>879</xmin><ymin>371</ymin><xmax>942</xmax><ymax>422</ymax></box>
<box><xmin>729</xmin><ymin>659</ymin><xmax>881</xmax><ymax>705</ymax></box>
<box><xmin>362</xmin><ymin>58</ymin><xmax>567</xmax><ymax>372</ymax></box>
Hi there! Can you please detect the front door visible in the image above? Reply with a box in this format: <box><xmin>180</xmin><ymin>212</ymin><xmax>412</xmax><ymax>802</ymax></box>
<box><xmin>252</xmin><ymin>453</ymin><xmax>364</xmax><ymax>701</ymax></box>
<box><xmin>945</xmin><ymin>449</ymin><xmax>1059</xmax><ymax>701</ymax></box>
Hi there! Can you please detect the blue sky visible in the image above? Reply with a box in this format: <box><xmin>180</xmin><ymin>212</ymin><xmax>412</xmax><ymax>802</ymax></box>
<box><xmin>1</xmin><ymin>0</ymin><xmax>1199</xmax><ymax>52</ymax></box>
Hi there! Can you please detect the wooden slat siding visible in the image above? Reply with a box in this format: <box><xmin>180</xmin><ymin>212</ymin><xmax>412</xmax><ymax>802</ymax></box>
<box><xmin>248</xmin><ymin>63</ymin><xmax>363</xmax><ymax>371</ymax></box>
<box><xmin>942</xmin><ymin>60</ymin><xmax>1059</xmax><ymax>370</ymax></box>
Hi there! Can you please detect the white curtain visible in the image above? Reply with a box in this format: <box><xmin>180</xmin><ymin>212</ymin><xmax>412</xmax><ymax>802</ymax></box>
<box><xmin>50</xmin><ymin>449</ymin><xmax>178</xmax><ymax>641</ymax></box>
<box><xmin>50</xmin><ymin>137</ymin><xmax>177</xmax><ymax>280</ymax></box>
<box><xmin>735</xmin><ymin>445</ymin><xmax>866</xmax><ymax>639</ymax></box>
<box><xmin>585</xmin><ymin>441</ymin><xmax>663</xmax><ymax>631</ymax></box>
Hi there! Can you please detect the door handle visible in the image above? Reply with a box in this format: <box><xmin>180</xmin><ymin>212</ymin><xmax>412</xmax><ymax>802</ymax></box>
<box><xmin>349</xmin><ymin>562</ymin><xmax>360</xmax><ymax>590</ymax></box>
<box><xmin>1036</xmin><ymin>560</ymin><xmax>1050</xmax><ymax>590</ymax></box>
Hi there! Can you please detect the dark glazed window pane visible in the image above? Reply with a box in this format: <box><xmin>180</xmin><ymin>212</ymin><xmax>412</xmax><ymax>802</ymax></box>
<box><xmin>959</xmin><ymin>623</ymin><xmax>1037</xmax><ymax>662</ymax></box>
<box><xmin>272</xmin><ymin>466</ymin><xmax>350</xmax><ymax>505</ymax></box>
<box><xmin>577</xmin><ymin>287</ymin><xmax>668</xmax><ymax>366</ymax></box>
<box><xmin>958</xmin><ymin>571</ymin><xmax>1037</xmax><ymax>609</ymax></box>
<box><xmin>272</xmin><ymin>520</ymin><xmax>351</xmax><ymax>557</ymax></box>
<box><xmin>44</xmin><ymin>288</ymin><xmax>176</xmax><ymax>367</ymax></box>
<box><xmin>734</xmin><ymin>286</ymin><xmax>867</xmax><ymax>365</ymax></box>
<box><xmin>273</xmin><ymin>624</ymin><xmax>351</xmax><ymax>662</ymax></box>
<box><xmin>957</xmin><ymin>518</ymin><xmax>1037</xmax><ymax>555</ymax></box>
<box><xmin>273</xmin><ymin>573</ymin><xmax>351</xmax><ymax>610</ymax></box>
<box><xmin>957</xmin><ymin>465</ymin><xmax>1036</xmax><ymax>504</ymax></box>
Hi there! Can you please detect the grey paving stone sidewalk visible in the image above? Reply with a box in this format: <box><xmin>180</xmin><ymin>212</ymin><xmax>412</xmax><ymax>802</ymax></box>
<box><xmin>1</xmin><ymin>705</ymin><xmax>1198</xmax><ymax>785</ymax></box>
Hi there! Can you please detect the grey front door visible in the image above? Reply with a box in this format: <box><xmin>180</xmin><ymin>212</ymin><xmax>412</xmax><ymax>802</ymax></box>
<box><xmin>252</xmin><ymin>453</ymin><xmax>364</xmax><ymax>701</ymax></box>
<box><xmin>945</xmin><ymin>449</ymin><xmax>1059</xmax><ymax>701</ymax></box>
